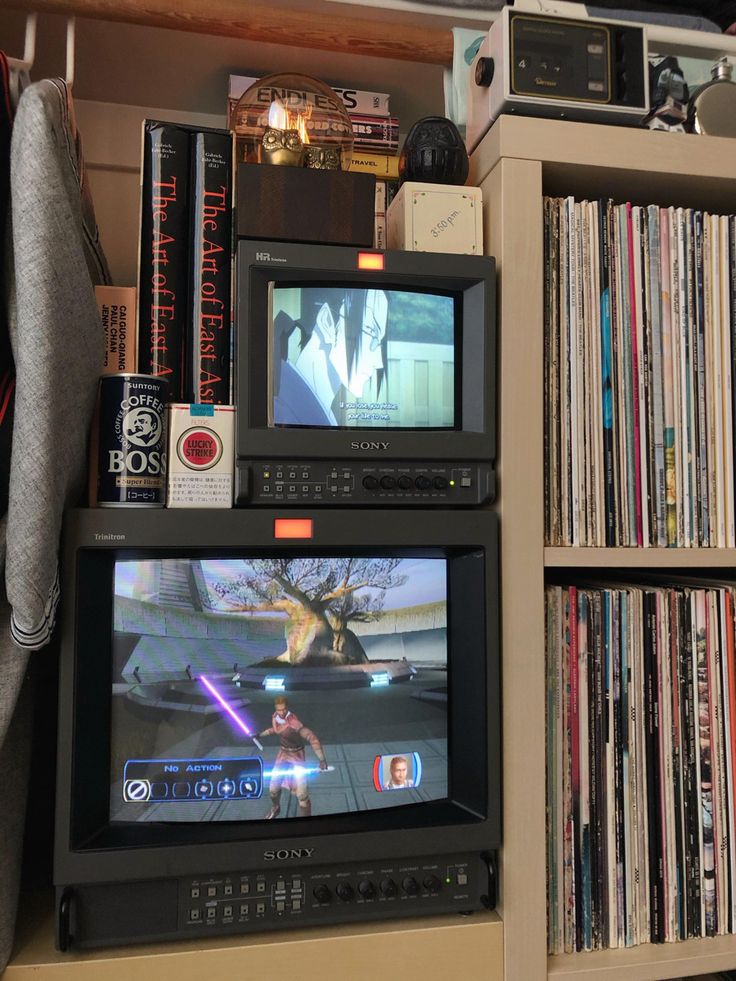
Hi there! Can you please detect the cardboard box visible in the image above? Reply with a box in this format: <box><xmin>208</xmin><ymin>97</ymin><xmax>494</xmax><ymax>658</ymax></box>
<box><xmin>166</xmin><ymin>404</ymin><xmax>235</xmax><ymax>508</ymax></box>
<box><xmin>95</xmin><ymin>285</ymin><xmax>137</xmax><ymax>373</ymax></box>
<box><xmin>387</xmin><ymin>182</ymin><xmax>483</xmax><ymax>255</ymax></box>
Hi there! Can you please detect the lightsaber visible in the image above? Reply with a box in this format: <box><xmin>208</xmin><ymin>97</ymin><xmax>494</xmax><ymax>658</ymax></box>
<box><xmin>263</xmin><ymin>764</ymin><xmax>335</xmax><ymax>778</ymax></box>
<box><xmin>199</xmin><ymin>675</ymin><xmax>264</xmax><ymax>751</ymax></box>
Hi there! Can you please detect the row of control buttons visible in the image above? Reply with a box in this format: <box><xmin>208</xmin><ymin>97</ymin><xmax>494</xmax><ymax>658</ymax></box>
<box><xmin>189</xmin><ymin>902</ymin><xmax>265</xmax><ymax>922</ymax></box>
<box><xmin>362</xmin><ymin>475</ymin><xmax>448</xmax><ymax>491</ymax></box>
<box><xmin>313</xmin><ymin>875</ymin><xmax>442</xmax><ymax>903</ymax></box>
<box><xmin>191</xmin><ymin>879</ymin><xmax>268</xmax><ymax>900</ymax></box>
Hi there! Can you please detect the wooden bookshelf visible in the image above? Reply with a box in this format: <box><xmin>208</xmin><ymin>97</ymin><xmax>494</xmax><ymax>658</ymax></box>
<box><xmin>4</xmin><ymin>0</ymin><xmax>475</xmax><ymax>64</ymax></box>
<box><xmin>544</xmin><ymin>547</ymin><xmax>736</xmax><ymax>568</ymax></box>
<box><xmin>3</xmin><ymin>7</ymin><xmax>736</xmax><ymax>978</ymax></box>
<box><xmin>5</xmin><ymin>894</ymin><xmax>502</xmax><ymax>980</ymax></box>
<box><xmin>548</xmin><ymin>934</ymin><xmax>736</xmax><ymax>981</ymax></box>
<box><xmin>473</xmin><ymin>116</ymin><xmax>736</xmax><ymax>980</ymax></box>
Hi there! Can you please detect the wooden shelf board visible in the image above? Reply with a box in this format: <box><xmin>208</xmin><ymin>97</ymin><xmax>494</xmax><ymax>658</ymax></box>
<box><xmin>544</xmin><ymin>547</ymin><xmax>736</xmax><ymax>569</ymax></box>
<box><xmin>470</xmin><ymin>116</ymin><xmax>736</xmax><ymax>212</ymax></box>
<box><xmin>5</xmin><ymin>0</ymin><xmax>463</xmax><ymax>64</ymax></box>
<box><xmin>6</xmin><ymin>896</ymin><xmax>502</xmax><ymax>980</ymax></box>
<box><xmin>549</xmin><ymin>934</ymin><xmax>736</xmax><ymax>980</ymax></box>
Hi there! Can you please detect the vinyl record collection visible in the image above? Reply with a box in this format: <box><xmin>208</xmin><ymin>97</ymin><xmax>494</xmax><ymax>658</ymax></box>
<box><xmin>546</xmin><ymin>581</ymin><xmax>736</xmax><ymax>953</ymax></box>
<box><xmin>544</xmin><ymin>197</ymin><xmax>736</xmax><ymax>548</ymax></box>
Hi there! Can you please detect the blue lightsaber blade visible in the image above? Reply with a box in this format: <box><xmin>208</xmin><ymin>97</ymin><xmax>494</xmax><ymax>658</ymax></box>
<box><xmin>262</xmin><ymin>765</ymin><xmax>336</xmax><ymax>778</ymax></box>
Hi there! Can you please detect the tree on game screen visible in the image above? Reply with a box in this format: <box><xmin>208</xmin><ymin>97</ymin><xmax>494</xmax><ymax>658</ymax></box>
<box><xmin>209</xmin><ymin>558</ymin><xmax>407</xmax><ymax>667</ymax></box>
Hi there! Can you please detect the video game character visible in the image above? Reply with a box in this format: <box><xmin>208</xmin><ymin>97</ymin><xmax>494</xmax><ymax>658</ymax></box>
<box><xmin>384</xmin><ymin>755</ymin><xmax>414</xmax><ymax>790</ymax></box>
<box><xmin>259</xmin><ymin>696</ymin><xmax>328</xmax><ymax>818</ymax></box>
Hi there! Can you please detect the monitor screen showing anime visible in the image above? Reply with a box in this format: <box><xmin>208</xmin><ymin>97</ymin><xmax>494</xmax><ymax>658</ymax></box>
<box><xmin>110</xmin><ymin>555</ymin><xmax>449</xmax><ymax>823</ymax></box>
<box><xmin>268</xmin><ymin>285</ymin><xmax>458</xmax><ymax>430</ymax></box>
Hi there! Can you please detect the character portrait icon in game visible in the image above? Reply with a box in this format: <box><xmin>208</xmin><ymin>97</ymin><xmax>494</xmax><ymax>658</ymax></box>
<box><xmin>259</xmin><ymin>696</ymin><xmax>328</xmax><ymax>818</ymax></box>
<box><xmin>384</xmin><ymin>755</ymin><xmax>414</xmax><ymax>790</ymax></box>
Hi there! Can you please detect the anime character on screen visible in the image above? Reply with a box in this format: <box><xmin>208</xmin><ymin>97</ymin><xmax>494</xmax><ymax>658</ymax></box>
<box><xmin>259</xmin><ymin>696</ymin><xmax>328</xmax><ymax>818</ymax></box>
<box><xmin>383</xmin><ymin>755</ymin><xmax>414</xmax><ymax>790</ymax></box>
<box><xmin>273</xmin><ymin>288</ymin><xmax>389</xmax><ymax>426</ymax></box>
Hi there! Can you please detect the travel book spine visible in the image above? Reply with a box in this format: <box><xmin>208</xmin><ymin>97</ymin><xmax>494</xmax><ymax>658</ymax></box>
<box><xmin>138</xmin><ymin>120</ymin><xmax>190</xmax><ymax>401</ymax></box>
<box><xmin>348</xmin><ymin>150</ymin><xmax>400</xmax><ymax>180</ymax></box>
<box><xmin>186</xmin><ymin>129</ymin><xmax>233</xmax><ymax>405</ymax></box>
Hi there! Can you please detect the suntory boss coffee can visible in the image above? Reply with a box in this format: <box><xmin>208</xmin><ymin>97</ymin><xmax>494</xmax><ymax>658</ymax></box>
<box><xmin>98</xmin><ymin>374</ymin><xmax>167</xmax><ymax>507</ymax></box>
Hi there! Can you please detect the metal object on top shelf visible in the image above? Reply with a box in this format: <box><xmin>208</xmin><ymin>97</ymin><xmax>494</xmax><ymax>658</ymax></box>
<box><xmin>687</xmin><ymin>58</ymin><xmax>736</xmax><ymax>138</ymax></box>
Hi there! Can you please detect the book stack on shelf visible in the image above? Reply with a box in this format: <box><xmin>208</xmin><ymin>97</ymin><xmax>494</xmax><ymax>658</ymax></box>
<box><xmin>547</xmin><ymin>579</ymin><xmax>736</xmax><ymax>953</ymax></box>
<box><xmin>544</xmin><ymin>196</ymin><xmax>736</xmax><ymax>549</ymax></box>
<box><xmin>138</xmin><ymin>119</ymin><xmax>233</xmax><ymax>406</ymax></box>
<box><xmin>228</xmin><ymin>75</ymin><xmax>399</xmax><ymax>248</ymax></box>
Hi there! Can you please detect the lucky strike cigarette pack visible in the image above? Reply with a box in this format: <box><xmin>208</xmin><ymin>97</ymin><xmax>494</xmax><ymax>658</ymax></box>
<box><xmin>166</xmin><ymin>403</ymin><xmax>234</xmax><ymax>508</ymax></box>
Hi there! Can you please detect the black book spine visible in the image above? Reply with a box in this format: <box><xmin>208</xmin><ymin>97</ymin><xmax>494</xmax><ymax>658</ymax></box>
<box><xmin>682</xmin><ymin>591</ymin><xmax>702</xmax><ymax>938</ymax></box>
<box><xmin>138</xmin><ymin>121</ymin><xmax>190</xmax><ymax>401</ymax></box>
<box><xmin>185</xmin><ymin>130</ymin><xmax>233</xmax><ymax>405</ymax></box>
<box><xmin>643</xmin><ymin>590</ymin><xmax>663</xmax><ymax>942</ymax></box>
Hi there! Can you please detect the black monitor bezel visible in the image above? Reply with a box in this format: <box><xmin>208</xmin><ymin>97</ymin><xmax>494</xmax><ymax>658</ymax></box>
<box><xmin>236</xmin><ymin>242</ymin><xmax>495</xmax><ymax>462</ymax></box>
<box><xmin>55</xmin><ymin>509</ymin><xmax>500</xmax><ymax>886</ymax></box>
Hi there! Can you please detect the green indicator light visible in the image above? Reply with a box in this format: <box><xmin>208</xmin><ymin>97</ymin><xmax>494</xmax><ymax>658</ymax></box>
<box><xmin>449</xmin><ymin>480</ymin><xmax>455</xmax><ymax>487</ymax></box>
<box><xmin>445</xmin><ymin>877</ymin><xmax>451</xmax><ymax>884</ymax></box>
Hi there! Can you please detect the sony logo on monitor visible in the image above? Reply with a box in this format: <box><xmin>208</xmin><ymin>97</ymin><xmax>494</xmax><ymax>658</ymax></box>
<box><xmin>264</xmin><ymin>848</ymin><xmax>315</xmax><ymax>861</ymax></box>
<box><xmin>351</xmin><ymin>441</ymin><xmax>390</xmax><ymax>451</ymax></box>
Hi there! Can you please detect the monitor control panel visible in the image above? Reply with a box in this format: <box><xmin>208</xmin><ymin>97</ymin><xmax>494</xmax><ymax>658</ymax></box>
<box><xmin>236</xmin><ymin>461</ymin><xmax>495</xmax><ymax>507</ymax></box>
<box><xmin>179</xmin><ymin>853</ymin><xmax>494</xmax><ymax>937</ymax></box>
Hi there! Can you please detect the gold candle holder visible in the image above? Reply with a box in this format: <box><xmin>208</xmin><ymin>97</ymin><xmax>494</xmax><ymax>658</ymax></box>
<box><xmin>261</xmin><ymin>127</ymin><xmax>305</xmax><ymax>167</ymax></box>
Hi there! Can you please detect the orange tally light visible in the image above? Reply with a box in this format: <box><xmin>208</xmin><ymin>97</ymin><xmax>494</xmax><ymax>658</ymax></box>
<box><xmin>274</xmin><ymin>518</ymin><xmax>313</xmax><ymax>539</ymax></box>
<box><xmin>357</xmin><ymin>252</ymin><xmax>384</xmax><ymax>271</ymax></box>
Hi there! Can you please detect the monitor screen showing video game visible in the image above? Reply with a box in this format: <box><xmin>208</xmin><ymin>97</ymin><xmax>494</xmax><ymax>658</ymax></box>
<box><xmin>110</xmin><ymin>556</ymin><xmax>449</xmax><ymax>822</ymax></box>
<box><xmin>269</xmin><ymin>285</ymin><xmax>457</xmax><ymax>429</ymax></box>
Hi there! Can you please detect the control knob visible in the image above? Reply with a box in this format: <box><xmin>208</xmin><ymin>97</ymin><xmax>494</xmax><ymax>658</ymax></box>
<box><xmin>336</xmin><ymin>882</ymin><xmax>354</xmax><ymax>901</ymax></box>
<box><xmin>397</xmin><ymin>475</ymin><xmax>413</xmax><ymax>490</ymax></box>
<box><xmin>423</xmin><ymin>875</ymin><xmax>443</xmax><ymax>892</ymax></box>
<box><xmin>415</xmin><ymin>475</ymin><xmax>431</xmax><ymax>490</ymax></box>
<box><xmin>380</xmin><ymin>475</ymin><xmax>396</xmax><ymax>490</ymax></box>
<box><xmin>362</xmin><ymin>475</ymin><xmax>379</xmax><ymax>490</ymax></box>
<box><xmin>358</xmin><ymin>879</ymin><xmax>376</xmax><ymax>899</ymax></box>
<box><xmin>475</xmin><ymin>56</ymin><xmax>495</xmax><ymax>87</ymax></box>
<box><xmin>433</xmin><ymin>476</ymin><xmax>448</xmax><ymax>490</ymax></box>
<box><xmin>313</xmin><ymin>884</ymin><xmax>332</xmax><ymax>903</ymax></box>
<box><xmin>380</xmin><ymin>878</ymin><xmax>398</xmax><ymax>897</ymax></box>
<box><xmin>402</xmin><ymin>876</ymin><xmax>419</xmax><ymax>896</ymax></box>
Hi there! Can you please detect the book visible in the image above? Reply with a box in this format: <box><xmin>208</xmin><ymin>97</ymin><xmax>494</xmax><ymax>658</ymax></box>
<box><xmin>348</xmin><ymin>150</ymin><xmax>400</xmax><ymax>180</ymax></box>
<box><xmin>185</xmin><ymin>129</ymin><xmax>233</xmax><ymax>405</ymax></box>
<box><xmin>374</xmin><ymin>179</ymin><xmax>387</xmax><ymax>250</ymax></box>
<box><xmin>227</xmin><ymin>74</ymin><xmax>391</xmax><ymax>126</ymax></box>
<box><xmin>349</xmin><ymin>113</ymin><xmax>399</xmax><ymax>153</ymax></box>
<box><xmin>137</xmin><ymin>120</ymin><xmax>190</xmax><ymax>401</ymax></box>
<box><xmin>95</xmin><ymin>286</ymin><xmax>137</xmax><ymax>374</ymax></box>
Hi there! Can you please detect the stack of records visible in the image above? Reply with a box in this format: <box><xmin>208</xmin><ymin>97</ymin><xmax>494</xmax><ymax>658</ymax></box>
<box><xmin>546</xmin><ymin>581</ymin><xmax>736</xmax><ymax>952</ymax></box>
<box><xmin>544</xmin><ymin>197</ymin><xmax>736</xmax><ymax>547</ymax></box>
